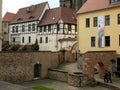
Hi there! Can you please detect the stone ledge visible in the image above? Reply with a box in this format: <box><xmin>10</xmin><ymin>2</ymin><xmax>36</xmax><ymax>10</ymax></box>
<box><xmin>97</xmin><ymin>81</ymin><xmax>120</xmax><ymax>90</ymax></box>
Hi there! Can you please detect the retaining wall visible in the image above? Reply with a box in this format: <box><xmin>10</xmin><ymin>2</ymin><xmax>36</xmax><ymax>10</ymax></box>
<box><xmin>0</xmin><ymin>51</ymin><xmax>61</xmax><ymax>83</ymax></box>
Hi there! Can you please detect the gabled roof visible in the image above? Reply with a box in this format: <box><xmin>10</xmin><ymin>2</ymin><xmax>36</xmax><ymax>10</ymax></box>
<box><xmin>10</xmin><ymin>2</ymin><xmax>49</xmax><ymax>24</ymax></box>
<box><xmin>2</xmin><ymin>12</ymin><xmax>15</xmax><ymax>22</ymax></box>
<box><xmin>38</xmin><ymin>7</ymin><xmax>76</xmax><ymax>26</ymax></box>
<box><xmin>77</xmin><ymin>0</ymin><xmax>120</xmax><ymax>14</ymax></box>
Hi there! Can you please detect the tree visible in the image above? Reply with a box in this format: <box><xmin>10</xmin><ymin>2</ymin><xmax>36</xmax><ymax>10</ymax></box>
<box><xmin>31</xmin><ymin>39</ymin><xmax>39</xmax><ymax>51</ymax></box>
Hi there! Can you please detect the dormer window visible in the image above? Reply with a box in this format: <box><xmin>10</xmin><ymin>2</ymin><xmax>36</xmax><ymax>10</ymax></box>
<box><xmin>26</xmin><ymin>7</ymin><xmax>31</xmax><ymax>13</ymax></box>
<box><xmin>29</xmin><ymin>16</ymin><xmax>34</xmax><ymax>19</ymax></box>
<box><xmin>17</xmin><ymin>18</ymin><xmax>23</xmax><ymax>21</ymax></box>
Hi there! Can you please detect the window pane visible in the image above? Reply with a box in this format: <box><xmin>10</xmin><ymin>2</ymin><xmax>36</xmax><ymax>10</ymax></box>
<box><xmin>93</xmin><ymin>17</ymin><xmax>97</xmax><ymax>27</ymax></box>
<box><xmin>86</xmin><ymin>18</ymin><xmax>90</xmax><ymax>27</ymax></box>
<box><xmin>22</xmin><ymin>25</ymin><xmax>25</xmax><ymax>32</ymax></box>
<box><xmin>40</xmin><ymin>37</ymin><xmax>42</xmax><ymax>43</ymax></box>
<box><xmin>105</xmin><ymin>15</ymin><xmax>110</xmax><ymax>25</ymax></box>
<box><xmin>91</xmin><ymin>37</ymin><xmax>95</xmax><ymax>47</ymax></box>
<box><xmin>29</xmin><ymin>36</ymin><xmax>31</xmax><ymax>43</ymax></box>
<box><xmin>32</xmin><ymin>24</ymin><xmax>35</xmax><ymax>31</ymax></box>
<box><xmin>118</xmin><ymin>14</ymin><xmax>120</xmax><ymax>24</ymax></box>
<box><xmin>16</xmin><ymin>26</ymin><xmax>18</xmax><ymax>33</ymax></box>
<box><xmin>28</xmin><ymin>24</ymin><xmax>31</xmax><ymax>32</ymax></box>
<box><xmin>22</xmin><ymin>37</ymin><xmax>24</xmax><ymax>43</ymax></box>
<box><xmin>46</xmin><ymin>37</ymin><xmax>48</xmax><ymax>43</ymax></box>
<box><xmin>105</xmin><ymin>36</ymin><xmax>110</xmax><ymax>46</ymax></box>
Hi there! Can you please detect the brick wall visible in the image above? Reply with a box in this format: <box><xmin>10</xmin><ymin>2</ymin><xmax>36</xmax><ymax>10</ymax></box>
<box><xmin>82</xmin><ymin>51</ymin><xmax>116</xmax><ymax>78</ymax></box>
<box><xmin>0</xmin><ymin>51</ymin><xmax>62</xmax><ymax>83</ymax></box>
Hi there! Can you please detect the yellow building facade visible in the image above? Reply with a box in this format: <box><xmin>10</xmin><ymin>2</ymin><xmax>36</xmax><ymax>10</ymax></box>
<box><xmin>77</xmin><ymin>2</ymin><xmax>120</xmax><ymax>54</ymax></box>
<box><xmin>78</xmin><ymin>7</ymin><xmax>120</xmax><ymax>54</ymax></box>
<box><xmin>77</xmin><ymin>0</ymin><xmax>120</xmax><ymax>78</ymax></box>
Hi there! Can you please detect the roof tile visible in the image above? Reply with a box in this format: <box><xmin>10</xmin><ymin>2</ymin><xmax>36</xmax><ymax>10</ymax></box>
<box><xmin>77</xmin><ymin>0</ymin><xmax>120</xmax><ymax>14</ymax></box>
<box><xmin>38</xmin><ymin>7</ymin><xmax>76</xmax><ymax>26</ymax></box>
<box><xmin>10</xmin><ymin>2</ymin><xmax>49</xmax><ymax>24</ymax></box>
<box><xmin>2</xmin><ymin>12</ymin><xmax>15</xmax><ymax>22</ymax></box>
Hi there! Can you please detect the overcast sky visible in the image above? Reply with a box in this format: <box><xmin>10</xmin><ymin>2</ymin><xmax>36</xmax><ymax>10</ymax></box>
<box><xmin>2</xmin><ymin>0</ymin><xmax>59</xmax><ymax>17</ymax></box>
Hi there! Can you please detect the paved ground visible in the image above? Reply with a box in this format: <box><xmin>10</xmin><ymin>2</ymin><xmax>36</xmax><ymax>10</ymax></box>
<box><xmin>0</xmin><ymin>62</ymin><xmax>120</xmax><ymax>90</ymax></box>
<box><xmin>57</xmin><ymin>62</ymin><xmax>82</xmax><ymax>72</ymax></box>
<box><xmin>0</xmin><ymin>81</ymin><xmax>32</xmax><ymax>90</ymax></box>
<box><xmin>19</xmin><ymin>79</ymin><xmax>111</xmax><ymax>90</ymax></box>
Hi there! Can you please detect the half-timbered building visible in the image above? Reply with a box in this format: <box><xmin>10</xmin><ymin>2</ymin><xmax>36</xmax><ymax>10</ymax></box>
<box><xmin>37</xmin><ymin>7</ymin><xmax>77</xmax><ymax>52</ymax></box>
<box><xmin>9</xmin><ymin>2</ymin><xmax>50</xmax><ymax>45</ymax></box>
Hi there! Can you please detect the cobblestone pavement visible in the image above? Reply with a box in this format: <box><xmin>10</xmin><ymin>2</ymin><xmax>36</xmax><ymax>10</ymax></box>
<box><xmin>19</xmin><ymin>79</ymin><xmax>111</xmax><ymax>90</ymax></box>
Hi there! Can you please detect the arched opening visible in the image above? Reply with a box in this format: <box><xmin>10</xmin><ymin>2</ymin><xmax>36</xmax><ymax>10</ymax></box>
<box><xmin>34</xmin><ymin>64</ymin><xmax>41</xmax><ymax>79</ymax></box>
<box><xmin>94</xmin><ymin>62</ymin><xmax>105</xmax><ymax>78</ymax></box>
<box><xmin>98</xmin><ymin>62</ymin><xmax>105</xmax><ymax>78</ymax></box>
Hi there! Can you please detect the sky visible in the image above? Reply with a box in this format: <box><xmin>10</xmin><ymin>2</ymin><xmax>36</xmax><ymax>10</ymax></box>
<box><xmin>2</xmin><ymin>0</ymin><xmax>59</xmax><ymax>17</ymax></box>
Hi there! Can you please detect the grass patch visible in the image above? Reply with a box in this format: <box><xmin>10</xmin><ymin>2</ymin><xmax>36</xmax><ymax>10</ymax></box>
<box><xmin>33</xmin><ymin>86</ymin><xmax>54</xmax><ymax>90</ymax></box>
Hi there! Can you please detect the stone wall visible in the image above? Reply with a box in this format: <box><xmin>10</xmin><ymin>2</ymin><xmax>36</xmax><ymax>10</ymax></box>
<box><xmin>0</xmin><ymin>51</ymin><xmax>62</xmax><ymax>83</ymax></box>
<box><xmin>82</xmin><ymin>51</ymin><xmax>116</xmax><ymax>78</ymax></box>
<box><xmin>48</xmin><ymin>69</ymin><xmax>88</xmax><ymax>87</ymax></box>
<box><xmin>48</xmin><ymin>69</ymin><xmax>68</xmax><ymax>82</ymax></box>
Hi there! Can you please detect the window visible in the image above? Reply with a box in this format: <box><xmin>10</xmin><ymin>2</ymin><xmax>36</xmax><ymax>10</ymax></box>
<box><xmin>48</xmin><ymin>25</ymin><xmax>51</xmax><ymax>32</ymax></box>
<box><xmin>13</xmin><ymin>37</ymin><xmax>15</xmax><ymax>42</ymax></box>
<box><xmin>119</xmin><ymin>35</ymin><xmax>120</xmax><ymax>46</ymax></box>
<box><xmin>105</xmin><ymin>15</ymin><xmax>110</xmax><ymax>25</ymax></box>
<box><xmin>32</xmin><ymin>24</ymin><xmax>35</xmax><ymax>31</ymax></box>
<box><xmin>46</xmin><ymin>37</ymin><xmax>48</xmax><ymax>43</ymax></box>
<box><xmin>91</xmin><ymin>37</ymin><xmax>95</xmax><ymax>47</ymax></box>
<box><xmin>22</xmin><ymin>25</ymin><xmax>25</xmax><ymax>32</ymax></box>
<box><xmin>75</xmin><ymin>25</ymin><xmax>77</xmax><ymax>32</ymax></box>
<box><xmin>110</xmin><ymin>0</ymin><xmax>120</xmax><ymax>3</ymax></box>
<box><xmin>44</xmin><ymin>26</ymin><xmax>46</xmax><ymax>32</ymax></box>
<box><xmin>4</xmin><ymin>23</ymin><xmax>7</xmax><ymax>27</ymax></box>
<box><xmin>28</xmin><ymin>24</ymin><xmax>31</xmax><ymax>31</ymax></box>
<box><xmin>12</xmin><ymin>26</ymin><xmax>15</xmax><ymax>33</ymax></box>
<box><xmin>22</xmin><ymin>37</ymin><xmax>24</xmax><ymax>43</ymax></box>
<box><xmin>57</xmin><ymin>24</ymin><xmax>60</xmax><ymax>32</ymax></box>
<box><xmin>68</xmin><ymin>24</ymin><xmax>71</xmax><ymax>31</ymax></box>
<box><xmin>118</xmin><ymin>14</ymin><xmax>120</xmax><ymax>24</ymax></box>
<box><xmin>39</xmin><ymin>27</ymin><xmax>42</xmax><ymax>32</ymax></box>
<box><xmin>16</xmin><ymin>26</ymin><xmax>18</xmax><ymax>33</ymax></box>
<box><xmin>105</xmin><ymin>36</ymin><xmax>110</xmax><ymax>46</ymax></box>
<box><xmin>28</xmin><ymin>36</ymin><xmax>31</xmax><ymax>43</ymax></box>
<box><xmin>4</xmin><ymin>32</ymin><xmax>7</xmax><ymax>34</ymax></box>
<box><xmin>40</xmin><ymin>37</ymin><xmax>42</xmax><ymax>43</ymax></box>
<box><xmin>86</xmin><ymin>18</ymin><xmax>90</xmax><ymax>27</ymax></box>
<box><xmin>93</xmin><ymin>17</ymin><xmax>97</xmax><ymax>27</ymax></box>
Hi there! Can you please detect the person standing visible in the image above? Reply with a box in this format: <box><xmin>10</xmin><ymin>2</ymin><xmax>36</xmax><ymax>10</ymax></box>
<box><xmin>107</xmin><ymin>71</ymin><xmax>112</xmax><ymax>83</ymax></box>
<box><xmin>104</xmin><ymin>70</ymin><xmax>108</xmax><ymax>83</ymax></box>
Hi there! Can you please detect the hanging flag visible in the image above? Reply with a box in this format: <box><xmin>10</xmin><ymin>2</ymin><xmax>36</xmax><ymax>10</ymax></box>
<box><xmin>98</xmin><ymin>16</ymin><xmax>104</xmax><ymax>47</ymax></box>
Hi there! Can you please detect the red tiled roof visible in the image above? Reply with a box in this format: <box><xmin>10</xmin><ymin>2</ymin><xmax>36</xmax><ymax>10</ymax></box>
<box><xmin>2</xmin><ymin>12</ymin><xmax>15</xmax><ymax>22</ymax></box>
<box><xmin>10</xmin><ymin>2</ymin><xmax>49</xmax><ymax>24</ymax></box>
<box><xmin>77</xmin><ymin>0</ymin><xmax>120</xmax><ymax>14</ymax></box>
<box><xmin>38</xmin><ymin>7</ymin><xmax>76</xmax><ymax>26</ymax></box>
<box><xmin>58</xmin><ymin>37</ymin><xmax>77</xmax><ymax>42</ymax></box>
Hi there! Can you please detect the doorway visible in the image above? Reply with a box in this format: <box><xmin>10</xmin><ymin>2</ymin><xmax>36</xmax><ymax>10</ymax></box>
<box><xmin>117</xmin><ymin>58</ymin><xmax>120</xmax><ymax>71</ymax></box>
<box><xmin>34</xmin><ymin>64</ymin><xmax>41</xmax><ymax>78</ymax></box>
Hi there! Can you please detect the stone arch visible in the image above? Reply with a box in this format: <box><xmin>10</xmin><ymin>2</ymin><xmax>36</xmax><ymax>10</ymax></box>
<box><xmin>34</xmin><ymin>63</ymin><xmax>41</xmax><ymax>79</ymax></box>
<box><xmin>82</xmin><ymin>51</ymin><xmax>116</xmax><ymax>79</ymax></box>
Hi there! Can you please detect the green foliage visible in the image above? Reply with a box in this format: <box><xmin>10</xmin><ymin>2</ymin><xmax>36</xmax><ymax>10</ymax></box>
<box><xmin>33</xmin><ymin>86</ymin><xmax>54</xmax><ymax>90</ymax></box>
<box><xmin>31</xmin><ymin>39</ymin><xmax>39</xmax><ymax>51</ymax></box>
